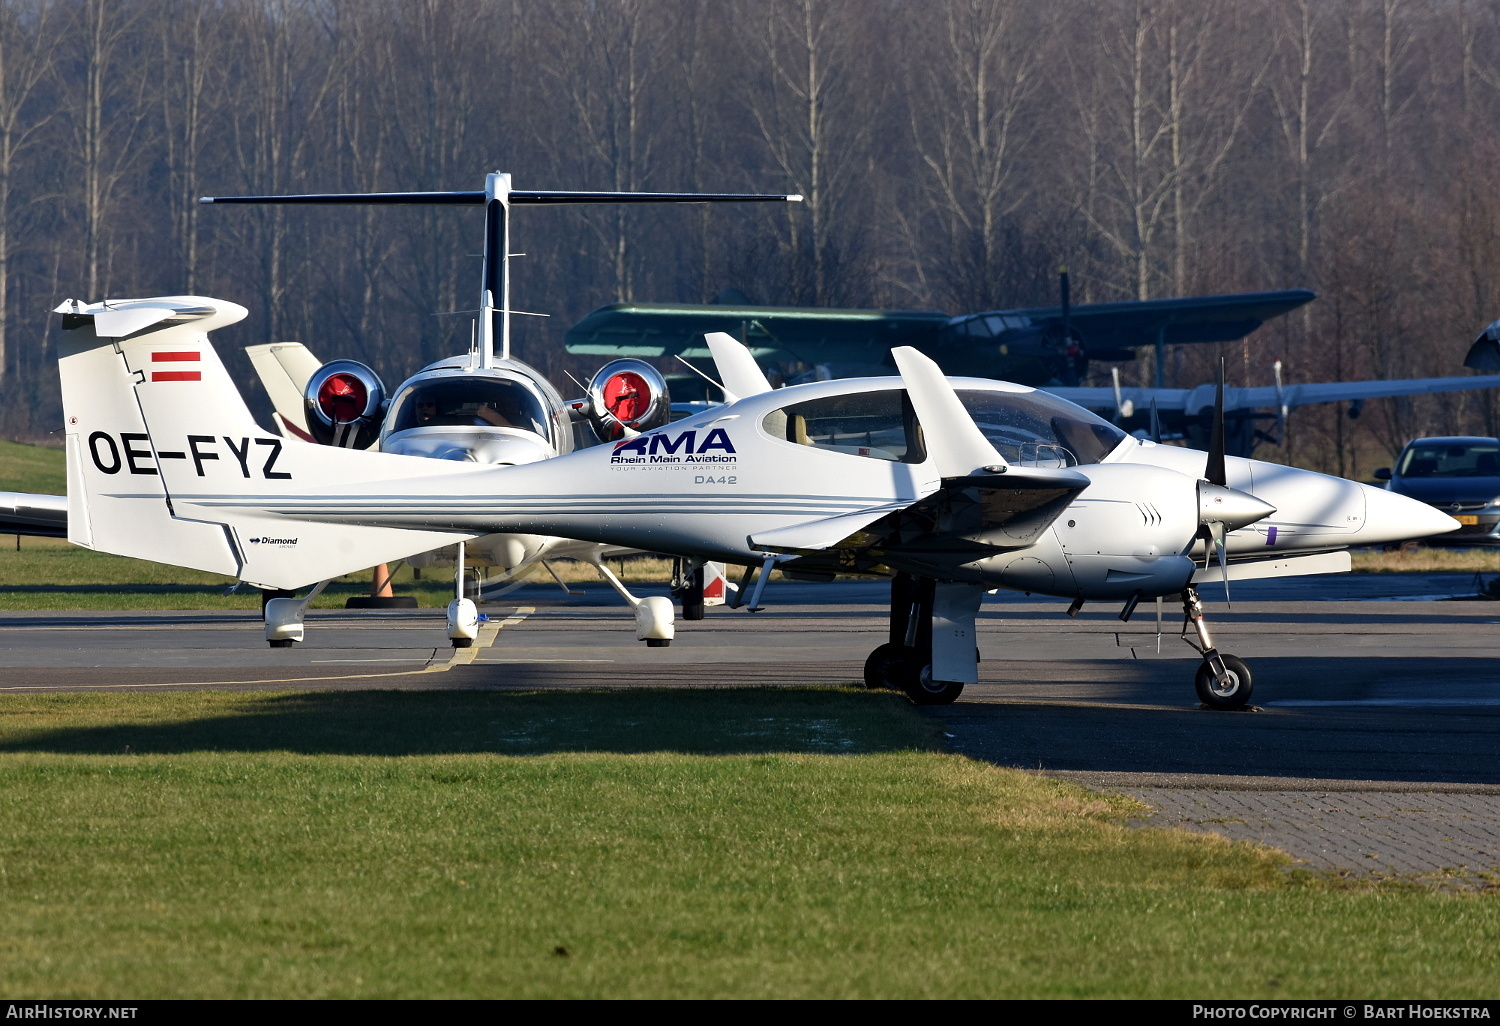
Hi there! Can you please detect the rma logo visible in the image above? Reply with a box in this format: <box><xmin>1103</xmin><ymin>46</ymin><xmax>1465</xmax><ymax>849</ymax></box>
<box><xmin>612</xmin><ymin>428</ymin><xmax>736</xmax><ymax>457</ymax></box>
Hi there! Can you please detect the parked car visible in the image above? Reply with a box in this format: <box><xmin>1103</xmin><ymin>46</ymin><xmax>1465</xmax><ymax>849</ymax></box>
<box><xmin>1375</xmin><ymin>436</ymin><xmax>1500</xmax><ymax>543</ymax></box>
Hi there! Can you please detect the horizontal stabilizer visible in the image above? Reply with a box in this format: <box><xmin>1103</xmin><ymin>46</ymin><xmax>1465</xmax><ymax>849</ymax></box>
<box><xmin>0</xmin><ymin>491</ymin><xmax>67</xmax><ymax>538</ymax></box>
<box><xmin>53</xmin><ymin>297</ymin><xmax>218</xmax><ymax>339</ymax></box>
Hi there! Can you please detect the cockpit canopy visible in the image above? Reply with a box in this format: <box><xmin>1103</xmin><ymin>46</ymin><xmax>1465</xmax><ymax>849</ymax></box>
<box><xmin>958</xmin><ymin>388</ymin><xmax>1124</xmax><ymax>466</ymax></box>
<box><xmin>761</xmin><ymin>386</ymin><xmax>1125</xmax><ymax>468</ymax></box>
<box><xmin>387</xmin><ymin>378</ymin><xmax>550</xmax><ymax>438</ymax></box>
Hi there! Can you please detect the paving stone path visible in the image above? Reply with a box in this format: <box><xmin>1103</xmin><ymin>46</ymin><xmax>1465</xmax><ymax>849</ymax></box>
<box><xmin>1123</xmin><ymin>788</ymin><xmax>1500</xmax><ymax>886</ymax></box>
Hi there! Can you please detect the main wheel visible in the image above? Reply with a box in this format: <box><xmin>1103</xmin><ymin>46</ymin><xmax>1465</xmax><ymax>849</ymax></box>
<box><xmin>901</xmin><ymin>662</ymin><xmax>965</xmax><ymax>706</ymax></box>
<box><xmin>674</xmin><ymin>567</ymin><xmax>706</xmax><ymax>621</ymax></box>
<box><xmin>863</xmin><ymin>642</ymin><xmax>914</xmax><ymax>689</ymax></box>
<box><xmin>1194</xmin><ymin>654</ymin><xmax>1253</xmax><ymax>710</ymax></box>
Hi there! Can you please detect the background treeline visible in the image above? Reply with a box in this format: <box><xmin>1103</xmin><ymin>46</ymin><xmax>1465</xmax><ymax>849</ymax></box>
<box><xmin>2</xmin><ymin>0</ymin><xmax>1499</xmax><ymax>477</ymax></box>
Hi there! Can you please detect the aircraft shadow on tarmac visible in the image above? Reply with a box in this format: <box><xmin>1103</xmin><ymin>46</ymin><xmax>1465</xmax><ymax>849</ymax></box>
<box><xmin>937</xmin><ymin>654</ymin><xmax>1500</xmax><ymax>786</ymax></box>
<box><xmin>0</xmin><ymin>688</ymin><xmax>931</xmax><ymax>758</ymax></box>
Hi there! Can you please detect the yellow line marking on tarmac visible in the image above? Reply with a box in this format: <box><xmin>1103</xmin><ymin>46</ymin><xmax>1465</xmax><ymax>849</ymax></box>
<box><xmin>0</xmin><ymin>607</ymin><xmax>535</xmax><ymax>691</ymax></box>
<box><xmin>309</xmin><ymin>658</ymin><xmax>434</xmax><ymax>664</ymax></box>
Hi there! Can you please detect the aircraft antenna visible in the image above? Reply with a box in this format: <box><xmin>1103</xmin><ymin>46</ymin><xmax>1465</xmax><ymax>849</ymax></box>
<box><xmin>673</xmin><ymin>353</ymin><xmax>727</xmax><ymax>396</ymax></box>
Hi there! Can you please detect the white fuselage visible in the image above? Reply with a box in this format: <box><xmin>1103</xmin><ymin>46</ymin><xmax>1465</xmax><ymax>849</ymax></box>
<box><xmin>203</xmin><ymin>376</ymin><xmax>1452</xmax><ymax>600</ymax></box>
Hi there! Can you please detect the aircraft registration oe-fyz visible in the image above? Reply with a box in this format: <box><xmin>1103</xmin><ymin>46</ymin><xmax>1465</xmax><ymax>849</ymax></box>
<box><xmin>55</xmin><ymin>298</ymin><xmax>1456</xmax><ymax>710</ymax></box>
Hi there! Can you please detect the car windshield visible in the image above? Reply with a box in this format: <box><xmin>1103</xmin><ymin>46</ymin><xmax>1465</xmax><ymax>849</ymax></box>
<box><xmin>1398</xmin><ymin>442</ymin><xmax>1500</xmax><ymax>478</ymax></box>
<box><xmin>388</xmin><ymin>379</ymin><xmax>549</xmax><ymax>437</ymax></box>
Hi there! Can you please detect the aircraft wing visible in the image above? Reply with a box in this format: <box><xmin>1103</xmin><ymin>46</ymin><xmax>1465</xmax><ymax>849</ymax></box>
<box><xmin>566</xmin><ymin>302</ymin><xmax>951</xmax><ymax>366</ymax></box>
<box><xmin>0</xmin><ymin>491</ymin><xmax>68</xmax><ymax>538</ymax></box>
<box><xmin>564</xmin><ymin>290</ymin><xmax>1316</xmax><ymax>368</ymax></box>
<box><xmin>1048</xmin><ymin>374</ymin><xmax>1500</xmax><ymax>418</ymax></box>
<box><xmin>971</xmin><ymin>289</ymin><xmax>1315</xmax><ymax>356</ymax></box>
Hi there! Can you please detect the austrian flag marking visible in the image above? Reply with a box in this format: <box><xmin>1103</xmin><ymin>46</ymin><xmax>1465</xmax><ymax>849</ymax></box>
<box><xmin>150</xmin><ymin>351</ymin><xmax>201</xmax><ymax>382</ymax></box>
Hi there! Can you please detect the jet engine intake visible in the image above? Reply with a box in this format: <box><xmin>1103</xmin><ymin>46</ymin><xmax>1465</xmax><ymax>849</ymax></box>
<box><xmin>304</xmin><ymin>359</ymin><xmax>386</xmax><ymax>449</ymax></box>
<box><xmin>586</xmin><ymin>359</ymin><xmax>670</xmax><ymax>439</ymax></box>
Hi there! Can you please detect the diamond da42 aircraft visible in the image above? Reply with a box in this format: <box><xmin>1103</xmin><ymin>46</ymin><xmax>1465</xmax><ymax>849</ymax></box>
<box><xmin>55</xmin><ymin>296</ymin><xmax>1455</xmax><ymax>708</ymax></box>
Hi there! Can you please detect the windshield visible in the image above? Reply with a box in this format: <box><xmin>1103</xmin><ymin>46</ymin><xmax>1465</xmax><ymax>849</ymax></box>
<box><xmin>760</xmin><ymin>386</ymin><xmax>1124</xmax><ymax>467</ymax></box>
<box><xmin>388</xmin><ymin>379</ymin><xmax>549</xmax><ymax>437</ymax></box>
<box><xmin>957</xmin><ymin>389</ymin><xmax>1125</xmax><ymax>466</ymax></box>
<box><xmin>1397</xmin><ymin>441</ymin><xmax>1500</xmax><ymax>478</ymax></box>
<box><xmin>763</xmin><ymin>389</ymin><xmax>924</xmax><ymax>463</ymax></box>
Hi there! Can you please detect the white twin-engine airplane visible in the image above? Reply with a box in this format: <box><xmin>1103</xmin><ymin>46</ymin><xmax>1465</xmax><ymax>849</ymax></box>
<box><xmin>56</xmin><ymin>295</ymin><xmax>1456</xmax><ymax>709</ymax></box>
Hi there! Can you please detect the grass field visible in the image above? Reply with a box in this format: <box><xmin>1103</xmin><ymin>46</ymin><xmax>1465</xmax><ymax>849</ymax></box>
<box><xmin>0</xmin><ymin>439</ymin><xmax>65</xmax><ymax>495</ymax></box>
<box><xmin>0</xmin><ymin>537</ymin><xmax>682</xmax><ymax>610</ymax></box>
<box><xmin>0</xmin><ymin>689</ymin><xmax>1495</xmax><ymax>999</ymax></box>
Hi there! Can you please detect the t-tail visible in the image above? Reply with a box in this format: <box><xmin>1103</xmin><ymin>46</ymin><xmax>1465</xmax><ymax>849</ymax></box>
<box><xmin>55</xmin><ymin>296</ymin><xmax>480</xmax><ymax>590</ymax></box>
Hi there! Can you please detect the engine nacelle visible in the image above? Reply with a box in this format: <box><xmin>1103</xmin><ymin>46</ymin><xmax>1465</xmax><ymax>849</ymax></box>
<box><xmin>304</xmin><ymin>359</ymin><xmax>386</xmax><ymax>449</ymax></box>
<box><xmin>586</xmin><ymin>359</ymin><xmax>670</xmax><ymax>439</ymax></box>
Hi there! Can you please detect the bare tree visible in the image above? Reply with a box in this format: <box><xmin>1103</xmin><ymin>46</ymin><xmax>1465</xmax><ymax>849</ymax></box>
<box><xmin>904</xmin><ymin>0</ymin><xmax>1046</xmax><ymax>310</ymax></box>
<box><xmin>0</xmin><ymin>0</ymin><xmax>61</xmax><ymax>379</ymax></box>
<box><xmin>739</xmin><ymin>0</ymin><xmax>877</xmax><ymax>306</ymax></box>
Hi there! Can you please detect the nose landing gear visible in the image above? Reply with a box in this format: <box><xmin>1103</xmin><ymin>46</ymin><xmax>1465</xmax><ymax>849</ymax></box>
<box><xmin>1182</xmin><ymin>585</ymin><xmax>1253</xmax><ymax>709</ymax></box>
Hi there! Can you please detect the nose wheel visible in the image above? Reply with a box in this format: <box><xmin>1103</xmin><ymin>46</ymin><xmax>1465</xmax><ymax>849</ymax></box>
<box><xmin>1182</xmin><ymin>586</ymin><xmax>1254</xmax><ymax>710</ymax></box>
<box><xmin>1194</xmin><ymin>654</ymin><xmax>1253</xmax><ymax>709</ymax></box>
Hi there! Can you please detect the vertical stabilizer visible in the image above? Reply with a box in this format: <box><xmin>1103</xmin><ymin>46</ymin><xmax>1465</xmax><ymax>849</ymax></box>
<box><xmin>57</xmin><ymin>298</ymin><xmax>247</xmax><ymax>576</ymax></box>
<box><xmin>56</xmin><ymin>296</ymin><xmax>481</xmax><ymax>590</ymax></box>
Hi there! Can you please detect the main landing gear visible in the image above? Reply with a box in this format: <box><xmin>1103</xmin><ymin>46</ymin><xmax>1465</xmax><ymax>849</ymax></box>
<box><xmin>863</xmin><ymin>573</ymin><xmax>983</xmax><ymax>705</ymax></box>
<box><xmin>671</xmin><ymin>559</ymin><xmax>706</xmax><ymax>621</ymax></box>
<box><xmin>1180</xmin><ymin>585</ymin><xmax>1253</xmax><ymax>710</ymax></box>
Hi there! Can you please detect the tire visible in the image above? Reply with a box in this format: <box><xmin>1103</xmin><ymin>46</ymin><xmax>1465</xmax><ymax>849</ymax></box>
<box><xmin>451</xmin><ymin>637</ymin><xmax>473</xmax><ymax>649</ymax></box>
<box><xmin>901</xmin><ymin>661</ymin><xmax>965</xmax><ymax>706</ymax></box>
<box><xmin>675</xmin><ymin>567</ymin><xmax>706</xmax><ymax>621</ymax></box>
<box><xmin>1194</xmin><ymin>654</ymin><xmax>1253</xmax><ymax>710</ymax></box>
<box><xmin>863</xmin><ymin>643</ymin><xmax>912</xmax><ymax>689</ymax></box>
<box><xmin>268</xmin><ymin>639</ymin><xmax>293</xmax><ymax>649</ymax></box>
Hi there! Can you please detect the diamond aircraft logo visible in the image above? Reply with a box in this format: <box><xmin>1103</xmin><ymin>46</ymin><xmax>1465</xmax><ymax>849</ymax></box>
<box><xmin>611</xmin><ymin>428</ymin><xmax>736</xmax><ymax>465</ymax></box>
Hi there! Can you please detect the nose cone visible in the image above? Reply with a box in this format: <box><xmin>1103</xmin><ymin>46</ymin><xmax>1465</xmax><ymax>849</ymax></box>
<box><xmin>1199</xmin><ymin>482</ymin><xmax>1276</xmax><ymax>532</ymax></box>
<box><xmin>1358</xmin><ymin>484</ymin><xmax>1460</xmax><ymax>546</ymax></box>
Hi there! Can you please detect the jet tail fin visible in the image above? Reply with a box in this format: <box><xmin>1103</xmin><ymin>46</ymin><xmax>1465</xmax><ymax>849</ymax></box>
<box><xmin>246</xmin><ymin>342</ymin><xmax>321</xmax><ymax>441</ymax></box>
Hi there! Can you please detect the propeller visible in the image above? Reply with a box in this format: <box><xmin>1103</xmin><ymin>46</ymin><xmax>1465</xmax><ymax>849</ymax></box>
<box><xmin>1273</xmin><ymin>359</ymin><xmax>1288</xmax><ymax>446</ymax></box>
<box><xmin>1059</xmin><ymin>265</ymin><xmax>1086</xmax><ymax>385</ymax></box>
<box><xmin>1110</xmin><ymin>367</ymin><xmax>1135</xmax><ymax>424</ymax></box>
<box><xmin>1060</xmin><ymin>265</ymin><xmax>1070</xmax><ymax>341</ymax></box>
<box><xmin>1205</xmin><ymin>358</ymin><xmax>1226</xmax><ymax>487</ymax></box>
<box><xmin>1195</xmin><ymin>358</ymin><xmax>1274</xmax><ymax>604</ymax></box>
<box><xmin>1149</xmin><ymin>396</ymin><xmax>1162</xmax><ymax>443</ymax></box>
